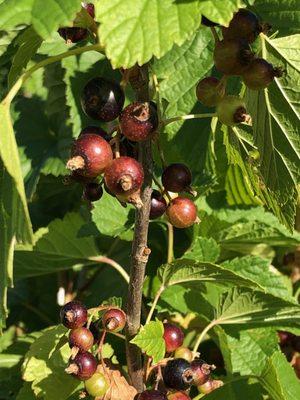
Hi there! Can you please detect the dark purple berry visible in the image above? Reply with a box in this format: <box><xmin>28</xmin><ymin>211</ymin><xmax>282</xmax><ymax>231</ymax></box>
<box><xmin>89</xmin><ymin>321</ymin><xmax>101</xmax><ymax>343</ymax></box>
<box><xmin>162</xmin><ymin>359</ymin><xmax>193</xmax><ymax>390</ymax></box>
<box><xmin>167</xmin><ymin>198</ymin><xmax>198</xmax><ymax>229</ymax></box>
<box><xmin>83</xmin><ymin>2</ymin><xmax>95</xmax><ymax>18</ymax></box>
<box><xmin>69</xmin><ymin>327</ymin><xmax>94</xmax><ymax>351</ymax></box>
<box><xmin>58</xmin><ymin>27</ymin><xmax>88</xmax><ymax>43</ymax></box>
<box><xmin>222</xmin><ymin>9</ymin><xmax>262</xmax><ymax>43</ymax></box>
<box><xmin>83</xmin><ymin>182</ymin><xmax>103</xmax><ymax>202</ymax></box>
<box><xmin>163</xmin><ymin>323</ymin><xmax>184</xmax><ymax>353</ymax></box>
<box><xmin>242</xmin><ymin>58</ymin><xmax>283</xmax><ymax>90</ymax></box>
<box><xmin>135</xmin><ymin>390</ymin><xmax>167</xmax><ymax>400</ymax></box>
<box><xmin>190</xmin><ymin>359</ymin><xmax>214</xmax><ymax>386</ymax></box>
<box><xmin>102</xmin><ymin>308</ymin><xmax>126</xmax><ymax>332</ymax></box>
<box><xmin>60</xmin><ymin>301</ymin><xmax>88</xmax><ymax>329</ymax></box>
<box><xmin>80</xmin><ymin>126</ymin><xmax>110</xmax><ymax>141</ymax></box>
<box><xmin>120</xmin><ymin>102</ymin><xmax>158</xmax><ymax>142</ymax></box>
<box><xmin>81</xmin><ymin>77</ymin><xmax>125</xmax><ymax>122</ymax></box>
<box><xmin>150</xmin><ymin>190</ymin><xmax>167</xmax><ymax>220</ymax></box>
<box><xmin>65</xmin><ymin>351</ymin><xmax>97</xmax><ymax>380</ymax></box>
<box><xmin>104</xmin><ymin>156</ymin><xmax>144</xmax><ymax>196</ymax></box>
<box><xmin>196</xmin><ymin>77</ymin><xmax>225</xmax><ymax>107</ymax></box>
<box><xmin>162</xmin><ymin>164</ymin><xmax>192</xmax><ymax>193</ymax></box>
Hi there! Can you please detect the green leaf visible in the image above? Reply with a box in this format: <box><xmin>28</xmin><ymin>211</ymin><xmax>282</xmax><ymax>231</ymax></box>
<box><xmin>102</xmin><ymin>297</ymin><xmax>123</xmax><ymax>309</ymax></box>
<box><xmin>97</xmin><ymin>0</ymin><xmax>201</xmax><ymax>68</ymax></box>
<box><xmin>204</xmin><ymin>379</ymin><xmax>264</xmax><ymax>400</ymax></box>
<box><xmin>216</xmin><ymin>287</ymin><xmax>300</xmax><ymax>326</ymax></box>
<box><xmin>199</xmin><ymin>0</ymin><xmax>243</xmax><ymax>26</ymax></box>
<box><xmin>130</xmin><ymin>320</ymin><xmax>165</xmax><ymax>364</ymax></box>
<box><xmin>16</xmin><ymin>383</ymin><xmax>36</xmax><ymax>400</ymax></box>
<box><xmin>260</xmin><ymin>351</ymin><xmax>300</xmax><ymax>400</ymax></box>
<box><xmin>184</xmin><ymin>237</ymin><xmax>220</xmax><ymax>263</ymax></box>
<box><xmin>0</xmin><ymin>0</ymin><xmax>34</xmax><ymax>31</ymax></box>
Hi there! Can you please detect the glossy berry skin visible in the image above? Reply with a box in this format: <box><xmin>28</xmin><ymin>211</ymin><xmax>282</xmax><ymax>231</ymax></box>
<box><xmin>83</xmin><ymin>183</ymin><xmax>103</xmax><ymax>202</ymax></box>
<box><xmin>58</xmin><ymin>27</ymin><xmax>88</xmax><ymax>43</ymax></box>
<box><xmin>60</xmin><ymin>301</ymin><xmax>88</xmax><ymax>329</ymax></box>
<box><xmin>196</xmin><ymin>77</ymin><xmax>225</xmax><ymax>107</ymax></box>
<box><xmin>242</xmin><ymin>58</ymin><xmax>283</xmax><ymax>90</ymax></box>
<box><xmin>135</xmin><ymin>390</ymin><xmax>167</xmax><ymax>400</ymax></box>
<box><xmin>81</xmin><ymin>77</ymin><xmax>125</xmax><ymax>122</ymax></box>
<box><xmin>166</xmin><ymin>198</ymin><xmax>197</xmax><ymax>229</ymax></box>
<box><xmin>66</xmin><ymin>351</ymin><xmax>97</xmax><ymax>380</ymax></box>
<box><xmin>201</xmin><ymin>16</ymin><xmax>219</xmax><ymax>27</ymax></box>
<box><xmin>150</xmin><ymin>190</ymin><xmax>167</xmax><ymax>220</ymax></box>
<box><xmin>80</xmin><ymin>126</ymin><xmax>110</xmax><ymax>141</ymax></box>
<box><xmin>174</xmin><ymin>347</ymin><xmax>193</xmax><ymax>363</ymax></box>
<box><xmin>69</xmin><ymin>327</ymin><xmax>94</xmax><ymax>351</ymax></box>
<box><xmin>120</xmin><ymin>102</ymin><xmax>158</xmax><ymax>142</ymax></box>
<box><xmin>163</xmin><ymin>323</ymin><xmax>184</xmax><ymax>353</ymax></box>
<box><xmin>162</xmin><ymin>164</ymin><xmax>192</xmax><ymax>193</ymax></box>
<box><xmin>85</xmin><ymin>372</ymin><xmax>108</xmax><ymax>397</ymax></box>
<box><xmin>162</xmin><ymin>359</ymin><xmax>193</xmax><ymax>390</ymax></box>
<box><xmin>216</xmin><ymin>95</ymin><xmax>248</xmax><ymax>126</ymax></box>
<box><xmin>190</xmin><ymin>359</ymin><xmax>212</xmax><ymax>386</ymax></box>
<box><xmin>102</xmin><ymin>308</ymin><xmax>126</xmax><ymax>332</ymax></box>
<box><xmin>167</xmin><ymin>392</ymin><xmax>191</xmax><ymax>400</ymax></box>
<box><xmin>222</xmin><ymin>9</ymin><xmax>261</xmax><ymax>43</ymax></box>
<box><xmin>214</xmin><ymin>39</ymin><xmax>255</xmax><ymax>76</ymax></box>
<box><xmin>104</xmin><ymin>156</ymin><xmax>144</xmax><ymax>196</ymax></box>
<box><xmin>67</xmin><ymin>134</ymin><xmax>113</xmax><ymax>178</ymax></box>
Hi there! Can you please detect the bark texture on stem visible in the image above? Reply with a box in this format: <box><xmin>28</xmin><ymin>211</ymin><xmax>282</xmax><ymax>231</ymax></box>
<box><xmin>125</xmin><ymin>65</ymin><xmax>153</xmax><ymax>391</ymax></box>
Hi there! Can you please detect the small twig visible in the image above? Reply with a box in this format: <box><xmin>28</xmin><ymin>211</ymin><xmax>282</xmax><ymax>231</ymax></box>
<box><xmin>210</xmin><ymin>27</ymin><xmax>220</xmax><ymax>42</ymax></box>
<box><xmin>156</xmin><ymin>137</ymin><xmax>167</xmax><ymax>168</ymax></box>
<box><xmin>145</xmin><ymin>285</ymin><xmax>165</xmax><ymax>324</ymax></box>
<box><xmin>167</xmin><ymin>222</ymin><xmax>174</xmax><ymax>264</ymax></box>
<box><xmin>89</xmin><ymin>256</ymin><xmax>130</xmax><ymax>283</ymax></box>
<box><xmin>192</xmin><ymin>320</ymin><xmax>218</xmax><ymax>354</ymax></box>
<box><xmin>163</xmin><ymin>113</ymin><xmax>217</xmax><ymax>126</ymax></box>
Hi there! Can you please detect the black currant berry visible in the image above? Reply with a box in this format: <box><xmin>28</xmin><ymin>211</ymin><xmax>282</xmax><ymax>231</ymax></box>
<box><xmin>83</xmin><ymin>182</ymin><xmax>103</xmax><ymax>202</ymax></box>
<box><xmin>163</xmin><ymin>323</ymin><xmax>184</xmax><ymax>353</ymax></box>
<box><xmin>166</xmin><ymin>197</ymin><xmax>198</xmax><ymax>229</ymax></box>
<box><xmin>216</xmin><ymin>95</ymin><xmax>250</xmax><ymax>126</ymax></box>
<box><xmin>69</xmin><ymin>327</ymin><xmax>94</xmax><ymax>352</ymax></box>
<box><xmin>196</xmin><ymin>77</ymin><xmax>225</xmax><ymax>107</ymax></box>
<box><xmin>135</xmin><ymin>390</ymin><xmax>167</xmax><ymax>400</ymax></box>
<box><xmin>201</xmin><ymin>16</ymin><xmax>219</xmax><ymax>27</ymax></box>
<box><xmin>65</xmin><ymin>351</ymin><xmax>97</xmax><ymax>380</ymax></box>
<box><xmin>162</xmin><ymin>164</ymin><xmax>192</xmax><ymax>193</ymax></box>
<box><xmin>58</xmin><ymin>27</ymin><xmax>88</xmax><ymax>43</ymax></box>
<box><xmin>167</xmin><ymin>392</ymin><xmax>191</xmax><ymax>400</ymax></box>
<box><xmin>104</xmin><ymin>156</ymin><xmax>144</xmax><ymax>196</ymax></box>
<box><xmin>119</xmin><ymin>137</ymin><xmax>138</xmax><ymax>159</ymax></box>
<box><xmin>198</xmin><ymin>379</ymin><xmax>223</xmax><ymax>394</ymax></box>
<box><xmin>66</xmin><ymin>134</ymin><xmax>113</xmax><ymax>178</ymax></box>
<box><xmin>242</xmin><ymin>58</ymin><xmax>283</xmax><ymax>90</ymax></box>
<box><xmin>162</xmin><ymin>359</ymin><xmax>193</xmax><ymax>390</ymax></box>
<box><xmin>222</xmin><ymin>9</ymin><xmax>262</xmax><ymax>43</ymax></box>
<box><xmin>80</xmin><ymin>126</ymin><xmax>110</xmax><ymax>141</ymax></box>
<box><xmin>214</xmin><ymin>39</ymin><xmax>255</xmax><ymax>75</ymax></box>
<box><xmin>85</xmin><ymin>372</ymin><xmax>108</xmax><ymax>397</ymax></box>
<box><xmin>190</xmin><ymin>359</ymin><xmax>214</xmax><ymax>386</ymax></box>
<box><xmin>120</xmin><ymin>102</ymin><xmax>158</xmax><ymax>142</ymax></box>
<box><xmin>89</xmin><ymin>321</ymin><xmax>101</xmax><ymax>343</ymax></box>
<box><xmin>102</xmin><ymin>308</ymin><xmax>126</xmax><ymax>332</ymax></box>
<box><xmin>60</xmin><ymin>301</ymin><xmax>88</xmax><ymax>329</ymax></box>
<box><xmin>174</xmin><ymin>347</ymin><xmax>193</xmax><ymax>363</ymax></box>
<box><xmin>150</xmin><ymin>190</ymin><xmax>167</xmax><ymax>220</ymax></box>
<box><xmin>81</xmin><ymin>77</ymin><xmax>125</xmax><ymax>122</ymax></box>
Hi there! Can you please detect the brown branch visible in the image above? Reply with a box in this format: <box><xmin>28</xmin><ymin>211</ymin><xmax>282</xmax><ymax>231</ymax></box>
<box><xmin>125</xmin><ymin>64</ymin><xmax>153</xmax><ymax>392</ymax></box>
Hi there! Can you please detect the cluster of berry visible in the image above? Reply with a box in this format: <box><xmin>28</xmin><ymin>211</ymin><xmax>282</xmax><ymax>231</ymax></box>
<box><xmin>65</xmin><ymin>75</ymin><xmax>199</xmax><ymax>229</ymax></box>
<box><xmin>135</xmin><ymin>322</ymin><xmax>222</xmax><ymax>399</ymax></box>
<box><xmin>60</xmin><ymin>301</ymin><xmax>126</xmax><ymax>397</ymax></box>
<box><xmin>197</xmin><ymin>9</ymin><xmax>282</xmax><ymax>126</ymax></box>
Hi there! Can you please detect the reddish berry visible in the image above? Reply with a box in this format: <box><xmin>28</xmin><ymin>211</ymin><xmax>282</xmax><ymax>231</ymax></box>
<box><xmin>85</xmin><ymin>372</ymin><xmax>108</xmax><ymax>397</ymax></box>
<box><xmin>162</xmin><ymin>359</ymin><xmax>193</xmax><ymax>390</ymax></box>
<box><xmin>104</xmin><ymin>156</ymin><xmax>144</xmax><ymax>196</ymax></box>
<box><xmin>278</xmin><ymin>331</ymin><xmax>295</xmax><ymax>347</ymax></box>
<box><xmin>163</xmin><ymin>323</ymin><xmax>184</xmax><ymax>353</ymax></box>
<box><xmin>60</xmin><ymin>301</ymin><xmax>87</xmax><ymax>329</ymax></box>
<box><xmin>150</xmin><ymin>190</ymin><xmax>167</xmax><ymax>220</ymax></box>
<box><xmin>201</xmin><ymin>16</ymin><xmax>219</xmax><ymax>27</ymax></box>
<box><xmin>162</xmin><ymin>164</ymin><xmax>192</xmax><ymax>193</ymax></box>
<box><xmin>190</xmin><ymin>359</ymin><xmax>214</xmax><ymax>386</ymax></box>
<box><xmin>135</xmin><ymin>390</ymin><xmax>167</xmax><ymax>400</ymax></box>
<box><xmin>58</xmin><ymin>27</ymin><xmax>88</xmax><ymax>43</ymax></box>
<box><xmin>222</xmin><ymin>9</ymin><xmax>262</xmax><ymax>43</ymax></box>
<box><xmin>120</xmin><ymin>102</ymin><xmax>158</xmax><ymax>142</ymax></box>
<box><xmin>174</xmin><ymin>347</ymin><xmax>193</xmax><ymax>363</ymax></box>
<box><xmin>65</xmin><ymin>351</ymin><xmax>97</xmax><ymax>380</ymax></box>
<box><xmin>66</xmin><ymin>134</ymin><xmax>113</xmax><ymax>178</ymax></box>
<box><xmin>166</xmin><ymin>197</ymin><xmax>198</xmax><ymax>229</ymax></box>
<box><xmin>69</xmin><ymin>327</ymin><xmax>94</xmax><ymax>351</ymax></box>
<box><xmin>102</xmin><ymin>308</ymin><xmax>126</xmax><ymax>332</ymax></box>
<box><xmin>68</xmin><ymin>171</ymin><xmax>95</xmax><ymax>185</ymax></box>
<box><xmin>242</xmin><ymin>58</ymin><xmax>283</xmax><ymax>90</ymax></box>
<box><xmin>80</xmin><ymin>126</ymin><xmax>110</xmax><ymax>141</ymax></box>
<box><xmin>83</xmin><ymin>2</ymin><xmax>95</xmax><ymax>18</ymax></box>
<box><xmin>198</xmin><ymin>379</ymin><xmax>223</xmax><ymax>394</ymax></box>
<box><xmin>81</xmin><ymin>77</ymin><xmax>125</xmax><ymax>122</ymax></box>
<box><xmin>216</xmin><ymin>95</ymin><xmax>250</xmax><ymax>126</ymax></box>
<box><xmin>167</xmin><ymin>392</ymin><xmax>191</xmax><ymax>400</ymax></box>
<box><xmin>83</xmin><ymin>182</ymin><xmax>103</xmax><ymax>202</ymax></box>
<box><xmin>214</xmin><ymin>39</ymin><xmax>255</xmax><ymax>76</ymax></box>
<box><xmin>196</xmin><ymin>77</ymin><xmax>225</xmax><ymax>107</ymax></box>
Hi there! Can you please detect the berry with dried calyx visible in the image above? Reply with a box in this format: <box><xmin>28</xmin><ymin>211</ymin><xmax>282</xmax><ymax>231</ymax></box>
<box><xmin>167</xmin><ymin>392</ymin><xmax>191</xmax><ymax>400</ymax></box>
<box><xmin>214</xmin><ymin>39</ymin><xmax>255</xmax><ymax>75</ymax></box>
<box><xmin>196</xmin><ymin>77</ymin><xmax>225</xmax><ymax>107</ymax></box>
<box><xmin>102</xmin><ymin>308</ymin><xmax>126</xmax><ymax>332</ymax></box>
<box><xmin>166</xmin><ymin>197</ymin><xmax>198</xmax><ymax>229</ymax></box>
<box><xmin>66</xmin><ymin>134</ymin><xmax>113</xmax><ymax>178</ymax></box>
<box><xmin>198</xmin><ymin>378</ymin><xmax>224</xmax><ymax>394</ymax></box>
<box><xmin>150</xmin><ymin>190</ymin><xmax>167</xmax><ymax>220</ymax></box>
<box><xmin>135</xmin><ymin>390</ymin><xmax>167</xmax><ymax>400</ymax></box>
<box><xmin>60</xmin><ymin>301</ymin><xmax>88</xmax><ymax>329</ymax></box>
<box><xmin>120</xmin><ymin>102</ymin><xmax>158</xmax><ymax>142</ymax></box>
<box><xmin>242</xmin><ymin>58</ymin><xmax>283</xmax><ymax>90</ymax></box>
<box><xmin>65</xmin><ymin>351</ymin><xmax>97</xmax><ymax>380</ymax></box>
<box><xmin>190</xmin><ymin>359</ymin><xmax>215</xmax><ymax>386</ymax></box>
<box><xmin>163</xmin><ymin>323</ymin><xmax>184</xmax><ymax>353</ymax></box>
<box><xmin>174</xmin><ymin>347</ymin><xmax>193</xmax><ymax>363</ymax></box>
<box><xmin>216</xmin><ymin>95</ymin><xmax>250</xmax><ymax>126</ymax></box>
<box><xmin>80</xmin><ymin>126</ymin><xmax>110</xmax><ymax>141</ymax></box>
<box><xmin>162</xmin><ymin>359</ymin><xmax>193</xmax><ymax>390</ymax></box>
<box><xmin>162</xmin><ymin>164</ymin><xmax>192</xmax><ymax>193</ymax></box>
<box><xmin>104</xmin><ymin>156</ymin><xmax>144</xmax><ymax>196</ymax></box>
<box><xmin>81</xmin><ymin>77</ymin><xmax>125</xmax><ymax>122</ymax></box>
<box><xmin>84</xmin><ymin>372</ymin><xmax>108</xmax><ymax>397</ymax></box>
<box><xmin>83</xmin><ymin>182</ymin><xmax>103</xmax><ymax>202</ymax></box>
<box><xmin>69</xmin><ymin>327</ymin><xmax>94</xmax><ymax>352</ymax></box>
<box><xmin>222</xmin><ymin>9</ymin><xmax>263</xmax><ymax>43</ymax></box>
<box><xmin>117</xmin><ymin>190</ymin><xmax>144</xmax><ymax>209</ymax></box>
